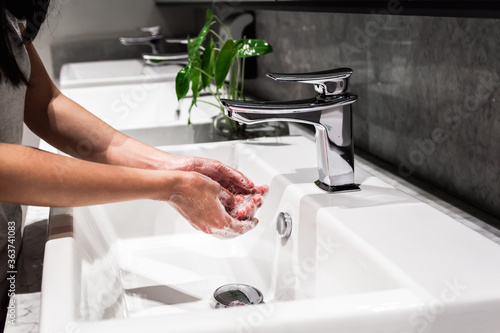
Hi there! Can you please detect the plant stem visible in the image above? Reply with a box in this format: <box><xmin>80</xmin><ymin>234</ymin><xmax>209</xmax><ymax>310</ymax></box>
<box><xmin>197</xmin><ymin>99</ymin><xmax>220</xmax><ymax>109</ymax></box>
<box><xmin>197</xmin><ymin>67</ymin><xmax>215</xmax><ymax>81</ymax></box>
<box><xmin>235</xmin><ymin>59</ymin><xmax>240</xmax><ymax>100</ymax></box>
<box><xmin>187</xmin><ymin>101</ymin><xmax>195</xmax><ymax>125</ymax></box>
<box><xmin>240</xmin><ymin>57</ymin><xmax>246</xmax><ymax>100</ymax></box>
<box><xmin>209</xmin><ymin>29</ymin><xmax>225</xmax><ymax>44</ymax></box>
<box><xmin>213</xmin><ymin>16</ymin><xmax>233</xmax><ymax>40</ymax></box>
<box><xmin>230</xmin><ymin>62</ymin><xmax>236</xmax><ymax>100</ymax></box>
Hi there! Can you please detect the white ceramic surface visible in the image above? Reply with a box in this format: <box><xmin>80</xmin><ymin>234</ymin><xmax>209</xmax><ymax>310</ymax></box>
<box><xmin>40</xmin><ymin>136</ymin><xmax>500</xmax><ymax>333</ymax></box>
<box><xmin>59</xmin><ymin>59</ymin><xmax>182</xmax><ymax>88</ymax></box>
<box><xmin>61</xmin><ymin>83</ymin><xmax>219</xmax><ymax>131</ymax></box>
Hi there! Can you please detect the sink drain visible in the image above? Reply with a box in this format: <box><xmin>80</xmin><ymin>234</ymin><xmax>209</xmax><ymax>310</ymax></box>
<box><xmin>213</xmin><ymin>284</ymin><xmax>264</xmax><ymax>308</ymax></box>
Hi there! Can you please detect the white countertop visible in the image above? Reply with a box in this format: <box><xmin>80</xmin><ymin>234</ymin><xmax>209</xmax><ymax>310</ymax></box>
<box><xmin>5</xmin><ymin>124</ymin><xmax>500</xmax><ymax>332</ymax></box>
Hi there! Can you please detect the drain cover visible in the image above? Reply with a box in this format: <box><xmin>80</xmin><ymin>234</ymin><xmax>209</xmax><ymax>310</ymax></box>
<box><xmin>214</xmin><ymin>284</ymin><xmax>264</xmax><ymax>308</ymax></box>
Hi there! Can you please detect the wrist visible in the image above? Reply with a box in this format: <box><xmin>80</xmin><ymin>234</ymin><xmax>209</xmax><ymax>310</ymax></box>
<box><xmin>158</xmin><ymin>154</ymin><xmax>198</xmax><ymax>173</ymax></box>
<box><xmin>151</xmin><ymin>169</ymin><xmax>189</xmax><ymax>202</ymax></box>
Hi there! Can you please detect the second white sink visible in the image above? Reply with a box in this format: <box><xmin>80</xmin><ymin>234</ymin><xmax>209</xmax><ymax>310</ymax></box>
<box><xmin>58</xmin><ymin>82</ymin><xmax>221</xmax><ymax>149</ymax></box>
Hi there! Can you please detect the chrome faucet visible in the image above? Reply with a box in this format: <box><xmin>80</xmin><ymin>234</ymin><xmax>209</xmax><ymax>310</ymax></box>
<box><xmin>119</xmin><ymin>26</ymin><xmax>189</xmax><ymax>65</ymax></box>
<box><xmin>119</xmin><ymin>26</ymin><xmax>166</xmax><ymax>54</ymax></box>
<box><xmin>221</xmin><ymin>68</ymin><xmax>360</xmax><ymax>193</ymax></box>
<box><xmin>141</xmin><ymin>53</ymin><xmax>189</xmax><ymax>66</ymax></box>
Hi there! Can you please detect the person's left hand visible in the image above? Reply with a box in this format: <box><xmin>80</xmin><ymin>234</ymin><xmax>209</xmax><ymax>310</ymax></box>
<box><xmin>161</xmin><ymin>156</ymin><xmax>269</xmax><ymax>222</ymax></box>
<box><xmin>163</xmin><ymin>156</ymin><xmax>267</xmax><ymax>195</ymax></box>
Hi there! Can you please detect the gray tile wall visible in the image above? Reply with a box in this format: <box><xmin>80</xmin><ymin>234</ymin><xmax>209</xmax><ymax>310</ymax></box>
<box><xmin>51</xmin><ymin>38</ymin><xmax>148</xmax><ymax>78</ymax></box>
<box><xmin>244</xmin><ymin>10</ymin><xmax>500</xmax><ymax>218</ymax></box>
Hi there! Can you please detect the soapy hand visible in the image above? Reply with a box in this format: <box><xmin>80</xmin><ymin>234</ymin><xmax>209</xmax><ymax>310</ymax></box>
<box><xmin>230</xmin><ymin>190</ymin><xmax>268</xmax><ymax>220</ymax></box>
<box><xmin>166</xmin><ymin>171</ymin><xmax>268</xmax><ymax>239</ymax></box>
<box><xmin>164</xmin><ymin>156</ymin><xmax>262</xmax><ymax>195</ymax></box>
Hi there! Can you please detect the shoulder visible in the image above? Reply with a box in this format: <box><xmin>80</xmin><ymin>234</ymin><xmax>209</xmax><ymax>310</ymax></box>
<box><xmin>4</xmin><ymin>10</ymin><xmax>23</xmax><ymax>43</ymax></box>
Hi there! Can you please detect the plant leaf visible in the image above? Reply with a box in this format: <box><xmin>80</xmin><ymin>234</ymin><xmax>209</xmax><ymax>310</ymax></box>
<box><xmin>215</xmin><ymin>39</ymin><xmax>235</xmax><ymax>89</ymax></box>
<box><xmin>235</xmin><ymin>39</ymin><xmax>273</xmax><ymax>58</ymax></box>
<box><xmin>189</xmin><ymin>9</ymin><xmax>214</xmax><ymax>59</ymax></box>
<box><xmin>186</xmin><ymin>35</ymin><xmax>194</xmax><ymax>59</ymax></box>
<box><xmin>204</xmin><ymin>9</ymin><xmax>214</xmax><ymax>27</ymax></box>
<box><xmin>200</xmin><ymin>38</ymin><xmax>215</xmax><ymax>89</ymax></box>
<box><xmin>175</xmin><ymin>64</ymin><xmax>191</xmax><ymax>101</ymax></box>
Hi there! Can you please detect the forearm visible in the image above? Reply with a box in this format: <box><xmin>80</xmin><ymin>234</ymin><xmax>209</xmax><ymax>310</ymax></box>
<box><xmin>22</xmin><ymin>41</ymin><xmax>178</xmax><ymax>170</ymax></box>
<box><xmin>27</xmin><ymin>92</ymin><xmax>177</xmax><ymax>169</ymax></box>
<box><xmin>0</xmin><ymin>143</ymin><xmax>180</xmax><ymax>207</ymax></box>
<box><xmin>21</xmin><ymin>42</ymin><xmax>259</xmax><ymax>196</ymax></box>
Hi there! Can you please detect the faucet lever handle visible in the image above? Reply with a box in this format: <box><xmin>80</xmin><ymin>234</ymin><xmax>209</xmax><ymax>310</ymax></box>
<box><xmin>119</xmin><ymin>26</ymin><xmax>165</xmax><ymax>54</ymax></box>
<box><xmin>266</xmin><ymin>68</ymin><xmax>353</xmax><ymax>96</ymax></box>
<box><xmin>165</xmin><ymin>38</ymin><xmax>188</xmax><ymax>45</ymax></box>
<box><xmin>139</xmin><ymin>25</ymin><xmax>162</xmax><ymax>36</ymax></box>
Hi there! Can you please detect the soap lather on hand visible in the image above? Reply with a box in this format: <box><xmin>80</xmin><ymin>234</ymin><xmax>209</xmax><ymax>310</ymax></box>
<box><xmin>230</xmin><ymin>186</ymin><xmax>268</xmax><ymax>220</ymax></box>
<box><xmin>210</xmin><ymin>184</ymin><xmax>269</xmax><ymax>240</ymax></box>
<box><xmin>164</xmin><ymin>155</ymin><xmax>269</xmax><ymax>239</ymax></box>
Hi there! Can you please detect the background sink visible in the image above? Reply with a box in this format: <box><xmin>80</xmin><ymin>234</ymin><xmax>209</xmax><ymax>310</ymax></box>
<box><xmin>38</xmin><ymin>61</ymin><xmax>223</xmax><ymax>153</ymax></box>
<box><xmin>59</xmin><ymin>59</ymin><xmax>182</xmax><ymax>88</ymax></box>
<box><xmin>61</xmin><ymin>83</ymin><xmax>219</xmax><ymax>131</ymax></box>
<box><xmin>52</xmin><ymin>59</ymin><xmax>287</xmax><ymax>151</ymax></box>
<box><xmin>37</xmin><ymin>84</ymin><xmax>223</xmax><ymax>153</ymax></box>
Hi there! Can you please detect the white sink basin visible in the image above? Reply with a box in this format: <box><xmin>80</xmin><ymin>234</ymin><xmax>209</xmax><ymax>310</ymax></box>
<box><xmin>55</xmin><ymin>83</ymin><xmax>221</xmax><ymax>150</ymax></box>
<box><xmin>40</xmin><ymin>136</ymin><xmax>500</xmax><ymax>333</ymax></box>
<box><xmin>61</xmin><ymin>83</ymin><xmax>219</xmax><ymax>131</ymax></box>
<box><xmin>40</xmin><ymin>85</ymin><xmax>222</xmax><ymax>152</ymax></box>
<box><xmin>59</xmin><ymin>59</ymin><xmax>182</xmax><ymax>88</ymax></box>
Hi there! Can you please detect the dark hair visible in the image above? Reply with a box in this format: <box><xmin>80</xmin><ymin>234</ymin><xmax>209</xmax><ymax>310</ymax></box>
<box><xmin>0</xmin><ymin>0</ymin><xmax>51</xmax><ymax>86</ymax></box>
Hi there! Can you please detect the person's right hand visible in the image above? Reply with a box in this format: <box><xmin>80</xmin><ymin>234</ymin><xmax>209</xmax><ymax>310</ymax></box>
<box><xmin>164</xmin><ymin>171</ymin><xmax>264</xmax><ymax>239</ymax></box>
<box><xmin>159</xmin><ymin>155</ymin><xmax>268</xmax><ymax>196</ymax></box>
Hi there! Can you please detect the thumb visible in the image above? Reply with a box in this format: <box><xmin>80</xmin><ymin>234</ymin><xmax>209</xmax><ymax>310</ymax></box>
<box><xmin>218</xmin><ymin>187</ymin><xmax>234</xmax><ymax>208</ymax></box>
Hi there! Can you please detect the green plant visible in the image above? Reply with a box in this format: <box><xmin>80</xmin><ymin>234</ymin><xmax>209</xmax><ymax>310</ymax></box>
<box><xmin>175</xmin><ymin>9</ymin><xmax>273</xmax><ymax>133</ymax></box>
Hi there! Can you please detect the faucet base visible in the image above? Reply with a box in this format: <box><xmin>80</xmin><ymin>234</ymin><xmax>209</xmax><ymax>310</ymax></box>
<box><xmin>314</xmin><ymin>180</ymin><xmax>360</xmax><ymax>193</ymax></box>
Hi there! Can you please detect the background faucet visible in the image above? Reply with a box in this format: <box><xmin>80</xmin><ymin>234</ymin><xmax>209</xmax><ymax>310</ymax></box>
<box><xmin>221</xmin><ymin>68</ymin><xmax>360</xmax><ymax>193</ymax></box>
<box><xmin>119</xmin><ymin>26</ymin><xmax>167</xmax><ymax>54</ymax></box>
<box><xmin>119</xmin><ymin>26</ymin><xmax>189</xmax><ymax>65</ymax></box>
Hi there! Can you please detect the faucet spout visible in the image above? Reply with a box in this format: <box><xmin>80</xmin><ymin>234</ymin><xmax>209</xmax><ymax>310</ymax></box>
<box><xmin>119</xmin><ymin>26</ymin><xmax>189</xmax><ymax>62</ymax></box>
<box><xmin>141</xmin><ymin>53</ymin><xmax>189</xmax><ymax>66</ymax></box>
<box><xmin>221</xmin><ymin>93</ymin><xmax>360</xmax><ymax>192</ymax></box>
<box><xmin>119</xmin><ymin>26</ymin><xmax>166</xmax><ymax>55</ymax></box>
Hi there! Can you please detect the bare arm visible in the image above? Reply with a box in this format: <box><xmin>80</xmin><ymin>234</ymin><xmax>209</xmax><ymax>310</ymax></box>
<box><xmin>22</xmin><ymin>41</ymin><xmax>258</xmax><ymax>194</ymax></box>
<box><xmin>0</xmin><ymin>143</ymin><xmax>252</xmax><ymax>235</ymax></box>
<box><xmin>0</xmin><ymin>143</ymin><xmax>174</xmax><ymax>207</ymax></box>
<box><xmin>1</xmin><ymin>40</ymin><xmax>266</xmax><ymax>236</ymax></box>
<box><xmin>22</xmin><ymin>41</ymin><xmax>173</xmax><ymax>170</ymax></box>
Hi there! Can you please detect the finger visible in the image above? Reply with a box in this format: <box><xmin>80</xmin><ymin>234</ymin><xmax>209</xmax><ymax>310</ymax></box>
<box><xmin>232</xmin><ymin>217</ymin><xmax>259</xmax><ymax>234</ymax></box>
<box><xmin>218</xmin><ymin>187</ymin><xmax>234</xmax><ymax>207</ymax></box>
<box><xmin>209</xmin><ymin>213</ymin><xmax>250</xmax><ymax>239</ymax></box>
<box><xmin>244</xmin><ymin>202</ymin><xmax>255</xmax><ymax>219</ymax></box>
<box><xmin>252</xmin><ymin>194</ymin><xmax>263</xmax><ymax>208</ymax></box>
<box><xmin>255</xmin><ymin>185</ymin><xmax>269</xmax><ymax>195</ymax></box>
<box><xmin>216</xmin><ymin>164</ymin><xmax>255</xmax><ymax>194</ymax></box>
<box><xmin>209</xmin><ymin>212</ymin><xmax>259</xmax><ymax>239</ymax></box>
<box><xmin>233</xmin><ymin>194</ymin><xmax>245</xmax><ymax>205</ymax></box>
<box><xmin>235</xmin><ymin>208</ymin><xmax>247</xmax><ymax>219</ymax></box>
